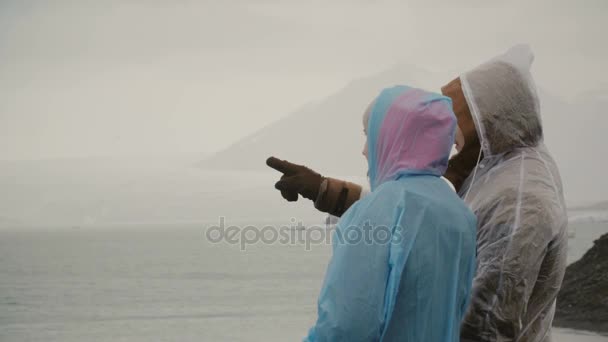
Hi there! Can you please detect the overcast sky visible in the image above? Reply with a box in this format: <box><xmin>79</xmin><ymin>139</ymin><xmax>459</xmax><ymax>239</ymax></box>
<box><xmin>1</xmin><ymin>0</ymin><xmax>606</xmax><ymax>160</ymax></box>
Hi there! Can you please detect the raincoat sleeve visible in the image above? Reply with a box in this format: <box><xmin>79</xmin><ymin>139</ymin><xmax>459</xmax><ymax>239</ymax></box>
<box><xmin>461</xmin><ymin>195</ymin><xmax>555</xmax><ymax>341</ymax></box>
<box><xmin>304</xmin><ymin>198</ymin><xmax>395</xmax><ymax>342</ymax></box>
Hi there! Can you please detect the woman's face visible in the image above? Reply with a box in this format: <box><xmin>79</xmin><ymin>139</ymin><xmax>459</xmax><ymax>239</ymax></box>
<box><xmin>362</xmin><ymin>103</ymin><xmax>372</xmax><ymax>161</ymax></box>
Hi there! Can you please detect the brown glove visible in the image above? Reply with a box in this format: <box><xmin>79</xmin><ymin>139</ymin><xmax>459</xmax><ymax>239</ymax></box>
<box><xmin>266</xmin><ymin>157</ymin><xmax>324</xmax><ymax>202</ymax></box>
<box><xmin>266</xmin><ymin>156</ymin><xmax>362</xmax><ymax>217</ymax></box>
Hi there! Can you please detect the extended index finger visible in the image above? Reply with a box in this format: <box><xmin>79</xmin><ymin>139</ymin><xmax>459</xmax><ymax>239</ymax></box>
<box><xmin>266</xmin><ymin>156</ymin><xmax>296</xmax><ymax>175</ymax></box>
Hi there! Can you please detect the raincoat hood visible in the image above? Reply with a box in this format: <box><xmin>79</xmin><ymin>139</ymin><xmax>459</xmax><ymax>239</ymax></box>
<box><xmin>461</xmin><ymin>45</ymin><xmax>543</xmax><ymax>157</ymax></box>
<box><xmin>368</xmin><ymin>86</ymin><xmax>456</xmax><ymax>190</ymax></box>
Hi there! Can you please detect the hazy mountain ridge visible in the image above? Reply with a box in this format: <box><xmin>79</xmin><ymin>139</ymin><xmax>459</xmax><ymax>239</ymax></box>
<box><xmin>1</xmin><ymin>67</ymin><xmax>606</xmax><ymax>227</ymax></box>
<box><xmin>198</xmin><ymin>66</ymin><xmax>608</xmax><ymax>204</ymax></box>
<box><xmin>198</xmin><ymin>65</ymin><xmax>444</xmax><ymax>176</ymax></box>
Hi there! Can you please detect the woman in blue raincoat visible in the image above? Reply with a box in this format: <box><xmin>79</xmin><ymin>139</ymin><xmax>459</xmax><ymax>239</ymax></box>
<box><xmin>304</xmin><ymin>86</ymin><xmax>477</xmax><ymax>342</ymax></box>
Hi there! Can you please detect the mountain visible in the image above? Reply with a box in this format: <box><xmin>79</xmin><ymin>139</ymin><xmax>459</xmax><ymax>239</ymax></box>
<box><xmin>198</xmin><ymin>66</ymin><xmax>607</xmax><ymax>205</ymax></box>
<box><xmin>3</xmin><ymin>68</ymin><xmax>605</xmax><ymax>227</ymax></box>
<box><xmin>198</xmin><ymin>65</ymin><xmax>443</xmax><ymax>176</ymax></box>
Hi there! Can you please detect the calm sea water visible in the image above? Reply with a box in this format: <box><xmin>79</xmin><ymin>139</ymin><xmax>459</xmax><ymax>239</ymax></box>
<box><xmin>0</xmin><ymin>221</ymin><xmax>606</xmax><ymax>342</ymax></box>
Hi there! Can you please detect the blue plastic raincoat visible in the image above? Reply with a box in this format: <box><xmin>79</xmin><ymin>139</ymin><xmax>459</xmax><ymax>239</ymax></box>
<box><xmin>304</xmin><ymin>86</ymin><xmax>477</xmax><ymax>342</ymax></box>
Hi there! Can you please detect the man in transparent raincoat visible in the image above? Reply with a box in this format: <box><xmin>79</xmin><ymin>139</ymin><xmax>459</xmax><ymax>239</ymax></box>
<box><xmin>267</xmin><ymin>45</ymin><xmax>568</xmax><ymax>341</ymax></box>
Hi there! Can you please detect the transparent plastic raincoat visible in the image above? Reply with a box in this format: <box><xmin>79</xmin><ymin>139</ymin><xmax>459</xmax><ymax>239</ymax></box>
<box><xmin>304</xmin><ymin>86</ymin><xmax>477</xmax><ymax>341</ymax></box>
<box><xmin>458</xmin><ymin>45</ymin><xmax>568</xmax><ymax>342</ymax></box>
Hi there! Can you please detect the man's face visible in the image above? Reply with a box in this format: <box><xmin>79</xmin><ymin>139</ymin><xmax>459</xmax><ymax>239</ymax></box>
<box><xmin>441</xmin><ymin>77</ymin><xmax>477</xmax><ymax>148</ymax></box>
<box><xmin>441</xmin><ymin>77</ymin><xmax>482</xmax><ymax>191</ymax></box>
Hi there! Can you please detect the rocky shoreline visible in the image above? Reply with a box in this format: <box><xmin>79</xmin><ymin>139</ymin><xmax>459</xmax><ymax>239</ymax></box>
<box><xmin>555</xmin><ymin>233</ymin><xmax>608</xmax><ymax>333</ymax></box>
